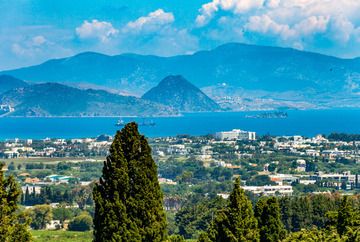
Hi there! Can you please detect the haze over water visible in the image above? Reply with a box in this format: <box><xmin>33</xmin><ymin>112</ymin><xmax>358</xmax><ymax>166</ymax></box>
<box><xmin>1</xmin><ymin>109</ymin><xmax>360</xmax><ymax>140</ymax></box>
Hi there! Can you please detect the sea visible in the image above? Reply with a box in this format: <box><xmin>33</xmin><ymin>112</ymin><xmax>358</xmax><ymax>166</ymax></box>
<box><xmin>1</xmin><ymin>109</ymin><xmax>360</xmax><ymax>140</ymax></box>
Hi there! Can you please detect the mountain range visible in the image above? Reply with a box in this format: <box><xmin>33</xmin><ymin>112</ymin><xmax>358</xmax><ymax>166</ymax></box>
<box><xmin>0</xmin><ymin>75</ymin><xmax>219</xmax><ymax>117</ymax></box>
<box><xmin>2</xmin><ymin>42</ymin><xmax>360</xmax><ymax>110</ymax></box>
<box><xmin>0</xmin><ymin>82</ymin><xmax>177</xmax><ymax>117</ymax></box>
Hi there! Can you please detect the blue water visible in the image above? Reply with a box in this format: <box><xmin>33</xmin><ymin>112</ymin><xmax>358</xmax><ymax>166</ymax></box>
<box><xmin>1</xmin><ymin>110</ymin><xmax>360</xmax><ymax>140</ymax></box>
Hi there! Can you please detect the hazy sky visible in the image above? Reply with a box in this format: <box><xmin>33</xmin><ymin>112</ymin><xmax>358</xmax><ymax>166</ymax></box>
<box><xmin>2</xmin><ymin>0</ymin><xmax>360</xmax><ymax>70</ymax></box>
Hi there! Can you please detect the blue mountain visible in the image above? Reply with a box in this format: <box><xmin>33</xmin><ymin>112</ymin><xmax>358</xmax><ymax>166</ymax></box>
<box><xmin>2</xmin><ymin>43</ymin><xmax>360</xmax><ymax>107</ymax></box>
<box><xmin>142</xmin><ymin>75</ymin><xmax>220</xmax><ymax>112</ymax></box>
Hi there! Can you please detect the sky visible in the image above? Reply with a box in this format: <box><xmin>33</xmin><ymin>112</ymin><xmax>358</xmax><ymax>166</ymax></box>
<box><xmin>1</xmin><ymin>0</ymin><xmax>360</xmax><ymax>70</ymax></box>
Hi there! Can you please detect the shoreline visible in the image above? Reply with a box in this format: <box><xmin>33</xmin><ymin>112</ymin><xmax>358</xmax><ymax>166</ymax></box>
<box><xmin>1</xmin><ymin>107</ymin><xmax>360</xmax><ymax>118</ymax></box>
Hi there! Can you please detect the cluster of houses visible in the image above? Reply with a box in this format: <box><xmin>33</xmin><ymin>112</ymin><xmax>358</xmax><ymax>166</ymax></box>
<box><xmin>2</xmin><ymin>129</ymin><xmax>360</xmax><ymax>197</ymax></box>
<box><xmin>0</xmin><ymin>137</ymin><xmax>112</xmax><ymax>159</ymax></box>
<box><xmin>151</xmin><ymin>129</ymin><xmax>360</xmax><ymax>194</ymax></box>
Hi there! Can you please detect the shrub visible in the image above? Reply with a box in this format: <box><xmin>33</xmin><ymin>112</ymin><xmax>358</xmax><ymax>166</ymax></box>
<box><xmin>68</xmin><ymin>213</ymin><xmax>93</xmax><ymax>231</ymax></box>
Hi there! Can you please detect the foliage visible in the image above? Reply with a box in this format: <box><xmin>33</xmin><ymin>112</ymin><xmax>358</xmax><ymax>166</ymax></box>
<box><xmin>201</xmin><ymin>178</ymin><xmax>259</xmax><ymax>241</ymax></box>
<box><xmin>52</xmin><ymin>204</ymin><xmax>75</xmax><ymax>228</ymax></box>
<box><xmin>167</xmin><ymin>234</ymin><xmax>185</xmax><ymax>242</ymax></box>
<box><xmin>247</xmin><ymin>175</ymin><xmax>276</xmax><ymax>186</ymax></box>
<box><xmin>93</xmin><ymin>122</ymin><xmax>167</xmax><ymax>241</ymax></box>
<box><xmin>68</xmin><ymin>212</ymin><xmax>93</xmax><ymax>231</ymax></box>
<box><xmin>27</xmin><ymin>205</ymin><xmax>52</xmax><ymax>230</ymax></box>
<box><xmin>336</xmin><ymin>196</ymin><xmax>360</xmax><ymax>237</ymax></box>
<box><xmin>279</xmin><ymin>194</ymin><xmax>339</xmax><ymax>231</ymax></box>
<box><xmin>255</xmin><ymin>197</ymin><xmax>286</xmax><ymax>242</ymax></box>
<box><xmin>282</xmin><ymin>227</ymin><xmax>341</xmax><ymax>242</ymax></box>
<box><xmin>31</xmin><ymin>230</ymin><xmax>92</xmax><ymax>242</ymax></box>
<box><xmin>327</xmin><ymin>133</ymin><xmax>360</xmax><ymax>142</ymax></box>
<box><xmin>175</xmin><ymin>195</ymin><xmax>225</xmax><ymax>239</ymax></box>
<box><xmin>0</xmin><ymin>163</ymin><xmax>32</xmax><ymax>241</ymax></box>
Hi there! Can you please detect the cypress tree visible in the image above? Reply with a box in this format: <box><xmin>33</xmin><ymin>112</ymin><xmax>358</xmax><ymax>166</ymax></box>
<box><xmin>93</xmin><ymin>122</ymin><xmax>167</xmax><ymax>242</ymax></box>
<box><xmin>203</xmin><ymin>178</ymin><xmax>259</xmax><ymax>242</ymax></box>
<box><xmin>0</xmin><ymin>164</ymin><xmax>32</xmax><ymax>241</ymax></box>
<box><xmin>24</xmin><ymin>186</ymin><xmax>30</xmax><ymax>204</ymax></box>
<box><xmin>337</xmin><ymin>196</ymin><xmax>353</xmax><ymax>236</ymax></box>
<box><xmin>255</xmin><ymin>197</ymin><xmax>286</xmax><ymax>242</ymax></box>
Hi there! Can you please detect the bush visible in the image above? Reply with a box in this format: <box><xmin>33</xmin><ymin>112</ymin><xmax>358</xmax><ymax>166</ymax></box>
<box><xmin>68</xmin><ymin>213</ymin><xmax>93</xmax><ymax>231</ymax></box>
<box><xmin>168</xmin><ymin>234</ymin><xmax>185</xmax><ymax>242</ymax></box>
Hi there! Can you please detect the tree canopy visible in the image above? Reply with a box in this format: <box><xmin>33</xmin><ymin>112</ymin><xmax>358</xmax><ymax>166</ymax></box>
<box><xmin>0</xmin><ymin>164</ymin><xmax>32</xmax><ymax>241</ymax></box>
<box><xmin>200</xmin><ymin>178</ymin><xmax>259</xmax><ymax>242</ymax></box>
<box><xmin>93</xmin><ymin>122</ymin><xmax>167</xmax><ymax>241</ymax></box>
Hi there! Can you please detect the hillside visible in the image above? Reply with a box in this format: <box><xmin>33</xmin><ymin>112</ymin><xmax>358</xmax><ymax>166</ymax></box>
<box><xmin>0</xmin><ymin>83</ymin><xmax>177</xmax><ymax>117</ymax></box>
<box><xmin>0</xmin><ymin>75</ymin><xmax>28</xmax><ymax>94</ymax></box>
<box><xmin>142</xmin><ymin>75</ymin><xmax>220</xmax><ymax>112</ymax></box>
<box><xmin>2</xmin><ymin>43</ymin><xmax>360</xmax><ymax>109</ymax></box>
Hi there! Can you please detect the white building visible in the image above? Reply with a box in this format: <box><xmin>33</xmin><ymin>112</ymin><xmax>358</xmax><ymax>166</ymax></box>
<box><xmin>242</xmin><ymin>185</ymin><xmax>293</xmax><ymax>196</ymax></box>
<box><xmin>296</xmin><ymin>159</ymin><xmax>306</xmax><ymax>172</ymax></box>
<box><xmin>215</xmin><ymin>129</ymin><xmax>256</xmax><ymax>141</ymax></box>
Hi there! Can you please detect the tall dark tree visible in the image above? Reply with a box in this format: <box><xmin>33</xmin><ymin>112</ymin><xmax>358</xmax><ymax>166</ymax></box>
<box><xmin>0</xmin><ymin>164</ymin><xmax>32</xmax><ymax>241</ymax></box>
<box><xmin>93</xmin><ymin>122</ymin><xmax>167</xmax><ymax>242</ymax></box>
<box><xmin>255</xmin><ymin>197</ymin><xmax>286</xmax><ymax>242</ymax></box>
<box><xmin>201</xmin><ymin>178</ymin><xmax>259</xmax><ymax>241</ymax></box>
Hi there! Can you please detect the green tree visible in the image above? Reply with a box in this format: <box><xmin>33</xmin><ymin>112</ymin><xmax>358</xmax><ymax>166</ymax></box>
<box><xmin>201</xmin><ymin>178</ymin><xmax>259</xmax><ymax>242</ymax></box>
<box><xmin>282</xmin><ymin>227</ymin><xmax>341</xmax><ymax>242</ymax></box>
<box><xmin>247</xmin><ymin>175</ymin><xmax>276</xmax><ymax>186</ymax></box>
<box><xmin>93</xmin><ymin>122</ymin><xmax>167</xmax><ymax>242</ymax></box>
<box><xmin>255</xmin><ymin>197</ymin><xmax>286</xmax><ymax>242</ymax></box>
<box><xmin>68</xmin><ymin>212</ymin><xmax>93</xmax><ymax>231</ymax></box>
<box><xmin>53</xmin><ymin>204</ymin><xmax>74</xmax><ymax>228</ymax></box>
<box><xmin>168</xmin><ymin>235</ymin><xmax>185</xmax><ymax>242</ymax></box>
<box><xmin>337</xmin><ymin>196</ymin><xmax>354</xmax><ymax>236</ymax></box>
<box><xmin>0</xmin><ymin>164</ymin><xmax>32</xmax><ymax>241</ymax></box>
<box><xmin>28</xmin><ymin>204</ymin><xmax>52</xmax><ymax>230</ymax></box>
<box><xmin>175</xmin><ymin>195</ymin><xmax>224</xmax><ymax>239</ymax></box>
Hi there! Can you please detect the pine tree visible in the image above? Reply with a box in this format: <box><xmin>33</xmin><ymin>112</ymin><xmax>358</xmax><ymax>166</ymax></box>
<box><xmin>337</xmin><ymin>196</ymin><xmax>354</xmax><ymax>236</ymax></box>
<box><xmin>255</xmin><ymin>197</ymin><xmax>286</xmax><ymax>242</ymax></box>
<box><xmin>0</xmin><ymin>164</ymin><xmax>32</xmax><ymax>241</ymax></box>
<box><xmin>202</xmin><ymin>178</ymin><xmax>259</xmax><ymax>242</ymax></box>
<box><xmin>93</xmin><ymin>122</ymin><xmax>167</xmax><ymax>242</ymax></box>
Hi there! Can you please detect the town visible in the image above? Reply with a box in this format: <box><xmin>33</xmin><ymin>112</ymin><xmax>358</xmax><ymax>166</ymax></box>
<box><xmin>2</xmin><ymin>129</ymin><xmax>360</xmax><ymax>201</ymax></box>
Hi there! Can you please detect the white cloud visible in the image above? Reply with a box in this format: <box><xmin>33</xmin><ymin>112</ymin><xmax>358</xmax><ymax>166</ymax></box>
<box><xmin>118</xmin><ymin>9</ymin><xmax>198</xmax><ymax>56</ymax></box>
<box><xmin>196</xmin><ymin>0</ymin><xmax>360</xmax><ymax>56</ymax></box>
<box><xmin>196</xmin><ymin>0</ymin><xmax>265</xmax><ymax>27</ymax></box>
<box><xmin>124</xmin><ymin>9</ymin><xmax>174</xmax><ymax>33</ymax></box>
<box><xmin>265</xmin><ymin>0</ymin><xmax>280</xmax><ymax>8</ymax></box>
<box><xmin>246</xmin><ymin>15</ymin><xmax>295</xmax><ymax>40</ymax></box>
<box><xmin>32</xmin><ymin>35</ymin><xmax>47</xmax><ymax>46</ymax></box>
<box><xmin>11</xmin><ymin>35</ymin><xmax>49</xmax><ymax>57</ymax></box>
<box><xmin>76</xmin><ymin>19</ymin><xmax>118</xmax><ymax>42</ymax></box>
<box><xmin>11</xmin><ymin>43</ymin><xmax>26</xmax><ymax>56</ymax></box>
<box><xmin>294</xmin><ymin>16</ymin><xmax>329</xmax><ymax>36</ymax></box>
<box><xmin>328</xmin><ymin>16</ymin><xmax>354</xmax><ymax>43</ymax></box>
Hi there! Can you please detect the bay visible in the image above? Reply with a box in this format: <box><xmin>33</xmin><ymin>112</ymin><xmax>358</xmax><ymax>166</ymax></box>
<box><xmin>0</xmin><ymin>109</ymin><xmax>360</xmax><ymax>140</ymax></box>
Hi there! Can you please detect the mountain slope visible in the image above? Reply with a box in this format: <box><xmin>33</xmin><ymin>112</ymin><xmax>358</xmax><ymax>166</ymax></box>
<box><xmin>0</xmin><ymin>75</ymin><xmax>28</xmax><ymax>94</ymax></box>
<box><xmin>3</xmin><ymin>43</ymin><xmax>360</xmax><ymax>95</ymax></box>
<box><xmin>142</xmin><ymin>75</ymin><xmax>220</xmax><ymax>112</ymax></box>
<box><xmin>2</xmin><ymin>43</ymin><xmax>360</xmax><ymax>109</ymax></box>
<box><xmin>0</xmin><ymin>83</ymin><xmax>177</xmax><ymax>117</ymax></box>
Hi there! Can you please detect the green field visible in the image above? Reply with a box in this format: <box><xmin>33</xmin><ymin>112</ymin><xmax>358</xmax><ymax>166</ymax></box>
<box><xmin>31</xmin><ymin>230</ymin><xmax>92</xmax><ymax>242</ymax></box>
<box><xmin>1</xmin><ymin>157</ymin><xmax>105</xmax><ymax>165</ymax></box>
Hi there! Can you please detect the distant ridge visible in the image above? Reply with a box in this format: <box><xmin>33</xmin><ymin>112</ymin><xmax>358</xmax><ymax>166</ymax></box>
<box><xmin>2</xmin><ymin>42</ymin><xmax>360</xmax><ymax>108</ymax></box>
<box><xmin>0</xmin><ymin>82</ymin><xmax>177</xmax><ymax>117</ymax></box>
<box><xmin>142</xmin><ymin>75</ymin><xmax>220</xmax><ymax>112</ymax></box>
<box><xmin>0</xmin><ymin>75</ymin><xmax>28</xmax><ymax>94</ymax></box>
